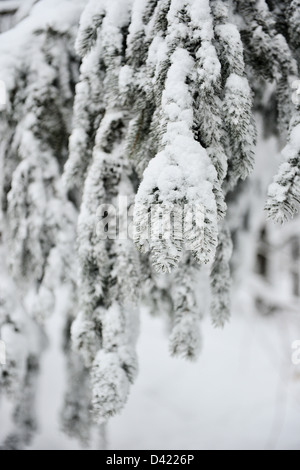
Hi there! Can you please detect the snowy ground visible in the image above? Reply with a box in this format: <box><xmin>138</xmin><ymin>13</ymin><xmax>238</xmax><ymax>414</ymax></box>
<box><xmin>1</xmin><ymin>304</ymin><xmax>300</xmax><ymax>450</ymax></box>
<box><xmin>109</xmin><ymin>310</ymin><xmax>300</xmax><ymax>451</ymax></box>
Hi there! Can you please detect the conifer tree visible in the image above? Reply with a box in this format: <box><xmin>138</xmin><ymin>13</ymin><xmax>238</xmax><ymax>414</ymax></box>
<box><xmin>0</xmin><ymin>0</ymin><xmax>88</xmax><ymax>448</ymax></box>
<box><xmin>66</xmin><ymin>0</ymin><xmax>300</xmax><ymax>423</ymax></box>
<box><xmin>1</xmin><ymin>0</ymin><xmax>300</xmax><ymax>442</ymax></box>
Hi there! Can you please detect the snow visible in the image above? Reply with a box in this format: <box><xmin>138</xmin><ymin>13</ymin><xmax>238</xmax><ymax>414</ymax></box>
<box><xmin>76</xmin><ymin>0</ymin><xmax>106</xmax><ymax>39</ymax></box>
<box><xmin>92</xmin><ymin>350</ymin><xmax>131</xmax><ymax>423</ymax></box>
<box><xmin>0</xmin><ymin>1</ymin><xmax>20</xmax><ymax>13</ymax></box>
<box><xmin>2</xmin><ymin>305</ymin><xmax>299</xmax><ymax>450</ymax></box>
<box><xmin>189</xmin><ymin>0</ymin><xmax>213</xmax><ymax>42</ymax></box>
<box><xmin>288</xmin><ymin>124</ymin><xmax>300</xmax><ymax>151</ymax></box>
<box><xmin>226</xmin><ymin>73</ymin><xmax>251</xmax><ymax>95</ymax></box>
<box><xmin>197</xmin><ymin>43</ymin><xmax>221</xmax><ymax>86</ymax></box>
<box><xmin>147</xmin><ymin>35</ymin><xmax>169</xmax><ymax>80</ymax></box>
<box><xmin>81</xmin><ymin>0</ymin><xmax>132</xmax><ymax>32</ymax></box>
<box><xmin>3</xmin><ymin>120</ymin><xmax>297</xmax><ymax>448</ymax></box>
<box><xmin>101</xmin><ymin>0</ymin><xmax>133</xmax><ymax>41</ymax></box>
<box><xmin>77</xmin><ymin>0</ymin><xmax>132</xmax><ymax>56</ymax></box>
<box><xmin>108</xmin><ymin>310</ymin><xmax>300</xmax><ymax>450</ymax></box>
<box><xmin>0</xmin><ymin>0</ymin><xmax>86</xmax><ymax>91</ymax></box>
<box><xmin>119</xmin><ymin>65</ymin><xmax>134</xmax><ymax>94</ymax></box>
<box><xmin>268</xmin><ymin>177</ymin><xmax>291</xmax><ymax>204</ymax></box>
<box><xmin>1</xmin><ymin>0</ymin><xmax>300</xmax><ymax>452</ymax></box>
<box><xmin>134</xmin><ymin>47</ymin><xmax>219</xmax><ymax>269</ymax></box>
<box><xmin>136</xmin><ymin>48</ymin><xmax>217</xmax><ymax>206</ymax></box>
<box><xmin>127</xmin><ymin>0</ymin><xmax>148</xmax><ymax>40</ymax></box>
<box><xmin>216</xmin><ymin>23</ymin><xmax>241</xmax><ymax>43</ymax></box>
<box><xmin>266</xmin><ymin>122</ymin><xmax>300</xmax><ymax>222</ymax></box>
